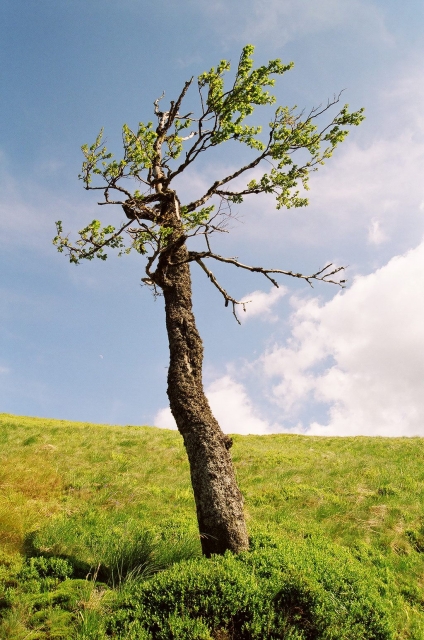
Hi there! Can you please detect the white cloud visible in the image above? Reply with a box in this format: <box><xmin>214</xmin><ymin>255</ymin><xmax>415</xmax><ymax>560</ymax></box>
<box><xmin>206</xmin><ymin>376</ymin><xmax>275</xmax><ymax>434</ymax></box>
<box><xmin>308</xmin><ymin>128</ymin><xmax>424</xmax><ymax>237</ymax></box>
<box><xmin>367</xmin><ymin>219</ymin><xmax>387</xmax><ymax>246</ymax></box>
<box><xmin>154</xmin><ymin>374</ymin><xmax>276</xmax><ymax>435</ymax></box>
<box><xmin>236</xmin><ymin>115</ymin><xmax>424</xmax><ymax>253</ymax></box>
<box><xmin>154</xmin><ymin>406</ymin><xmax>178</xmax><ymax>431</ymax></box>
<box><xmin>260</xmin><ymin>240</ymin><xmax>424</xmax><ymax>436</ymax></box>
<box><xmin>241</xmin><ymin>285</ymin><xmax>287</xmax><ymax>322</ymax></box>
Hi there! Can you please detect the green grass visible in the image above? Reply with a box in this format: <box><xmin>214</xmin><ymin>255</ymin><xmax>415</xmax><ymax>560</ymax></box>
<box><xmin>1</xmin><ymin>413</ymin><xmax>424</xmax><ymax>638</ymax></box>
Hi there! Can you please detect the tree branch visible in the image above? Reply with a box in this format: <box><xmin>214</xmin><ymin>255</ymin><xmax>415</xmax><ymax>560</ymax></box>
<box><xmin>184</xmin><ymin>150</ymin><xmax>268</xmax><ymax>212</ymax></box>
<box><xmin>195</xmin><ymin>258</ymin><xmax>248</xmax><ymax>324</ymax></box>
<box><xmin>181</xmin><ymin>124</ymin><xmax>277</xmax><ymax>212</ymax></box>
<box><xmin>166</xmin><ymin>111</ymin><xmax>217</xmax><ymax>184</ymax></box>
<box><xmin>188</xmin><ymin>251</ymin><xmax>346</xmax><ymax>288</ymax></box>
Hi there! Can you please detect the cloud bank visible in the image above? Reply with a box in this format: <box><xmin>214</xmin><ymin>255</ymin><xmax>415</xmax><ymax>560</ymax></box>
<box><xmin>157</xmin><ymin>240</ymin><xmax>424</xmax><ymax>437</ymax></box>
<box><xmin>261</xmin><ymin>240</ymin><xmax>424</xmax><ymax>436</ymax></box>
<box><xmin>240</xmin><ymin>286</ymin><xmax>288</xmax><ymax>322</ymax></box>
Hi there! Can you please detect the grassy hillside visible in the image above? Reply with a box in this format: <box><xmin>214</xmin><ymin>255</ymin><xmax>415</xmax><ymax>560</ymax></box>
<box><xmin>1</xmin><ymin>413</ymin><xmax>424</xmax><ymax>638</ymax></box>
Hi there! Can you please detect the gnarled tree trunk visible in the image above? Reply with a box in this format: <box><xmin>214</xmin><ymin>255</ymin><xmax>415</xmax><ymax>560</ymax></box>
<box><xmin>154</xmin><ymin>199</ymin><xmax>249</xmax><ymax>556</ymax></box>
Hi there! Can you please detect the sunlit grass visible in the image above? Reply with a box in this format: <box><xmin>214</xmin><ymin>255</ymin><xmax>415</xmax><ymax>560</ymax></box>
<box><xmin>0</xmin><ymin>413</ymin><xmax>196</xmax><ymax>554</ymax></box>
<box><xmin>2</xmin><ymin>414</ymin><xmax>424</xmax><ymax>560</ymax></box>
<box><xmin>1</xmin><ymin>413</ymin><xmax>424</xmax><ymax>637</ymax></box>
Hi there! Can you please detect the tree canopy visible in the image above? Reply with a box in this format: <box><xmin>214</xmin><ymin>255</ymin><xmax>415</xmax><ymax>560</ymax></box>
<box><xmin>54</xmin><ymin>44</ymin><xmax>363</xmax><ymax>317</ymax></box>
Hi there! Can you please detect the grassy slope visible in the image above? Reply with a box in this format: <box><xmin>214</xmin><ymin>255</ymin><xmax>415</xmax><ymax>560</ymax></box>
<box><xmin>1</xmin><ymin>413</ymin><xmax>424</xmax><ymax>623</ymax></box>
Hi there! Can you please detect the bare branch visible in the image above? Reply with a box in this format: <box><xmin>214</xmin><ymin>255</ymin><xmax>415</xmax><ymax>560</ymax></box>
<box><xmin>184</xmin><ymin>151</ymin><xmax>267</xmax><ymax>212</ymax></box>
<box><xmin>154</xmin><ymin>92</ymin><xmax>165</xmax><ymax>112</ymax></box>
<box><xmin>166</xmin><ymin>111</ymin><xmax>217</xmax><ymax>184</ymax></box>
<box><xmin>306</xmin><ymin>92</ymin><xmax>344</xmax><ymax>122</ymax></box>
<box><xmin>181</xmin><ymin>125</ymin><xmax>276</xmax><ymax>211</ymax></box>
<box><xmin>180</xmin><ymin>131</ymin><xmax>197</xmax><ymax>142</ymax></box>
<box><xmin>83</xmin><ymin>183</ymin><xmax>133</xmax><ymax>199</ymax></box>
<box><xmin>188</xmin><ymin>251</ymin><xmax>346</xmax><ymax>288</ymax></box>
<box><xmin>154</xmin><ymin>79</ymin><xmax>194</xmax><ymax>134</ymax></box>
<box><xmin>195</xmin><ymin>258</ymin><xmax>248</xmax><ymax>324</ymax></box>
<box><xmin>169</xmin><ymin>78</ymin><xmax>194</xmax><ymax>123</ymax></box>
<box><xmin>151</xmin><ymin>79</ymin><xmax>194</xmax><ymax>192</ymax></box>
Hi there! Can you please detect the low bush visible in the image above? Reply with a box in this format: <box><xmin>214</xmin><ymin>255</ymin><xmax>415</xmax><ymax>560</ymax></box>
<box><xmin>0</xmin><ymin>553</ymin><xmax>94</xmax><ymax>640</ymax></box>
<box><xmin>106</xmin><ymin>535</ymin><xmax>400</xmax><ymax>639</ymax></box>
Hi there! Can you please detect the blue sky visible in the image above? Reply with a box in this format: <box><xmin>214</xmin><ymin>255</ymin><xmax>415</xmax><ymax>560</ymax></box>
<box><xmin>1</xmin><ymin>0</ymin><xmax>424</xmax><ymax>435</ymax></box>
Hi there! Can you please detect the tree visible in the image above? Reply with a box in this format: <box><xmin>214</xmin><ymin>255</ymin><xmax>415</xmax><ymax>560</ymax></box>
<box><xmin>54</xmin><ymin>45</ymin><xmax>364</xmax><ymax>556</ymax></box>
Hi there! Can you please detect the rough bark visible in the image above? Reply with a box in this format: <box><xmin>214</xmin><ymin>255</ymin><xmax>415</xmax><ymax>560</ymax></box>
<box><xmin>153</xmin><ymin>196</ymin><xmax>249</xmax><ymax>556</ymax></box>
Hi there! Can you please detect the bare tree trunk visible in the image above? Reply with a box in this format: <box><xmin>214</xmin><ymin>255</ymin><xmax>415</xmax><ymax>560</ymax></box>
<box><xmin>154</xmin><ymin>207</ymin><xmax>249</xmax><ymax>556</ymax></box>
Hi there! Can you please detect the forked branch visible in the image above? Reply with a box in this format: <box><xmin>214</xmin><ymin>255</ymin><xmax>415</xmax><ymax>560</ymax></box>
<box><xmin>189</xmin><ymin>250</ymin><xmax>346</xmax><ymax>288</ymax></box>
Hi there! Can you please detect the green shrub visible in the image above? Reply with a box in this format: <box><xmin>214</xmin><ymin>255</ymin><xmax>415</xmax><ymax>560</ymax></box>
<box><xmin>0</xmin><ymin>555</ymin><xmax>93</xmax><ymax>640</ymax></box>
<box><xmin>17</xmin><ymin>556</ymin><xmax>73</xmax><ymax>582</ymax></box>
<box><xmin>106</xmin><ymin>536</ymin><xmax>398</xmax><ymax>639</ymax></box>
